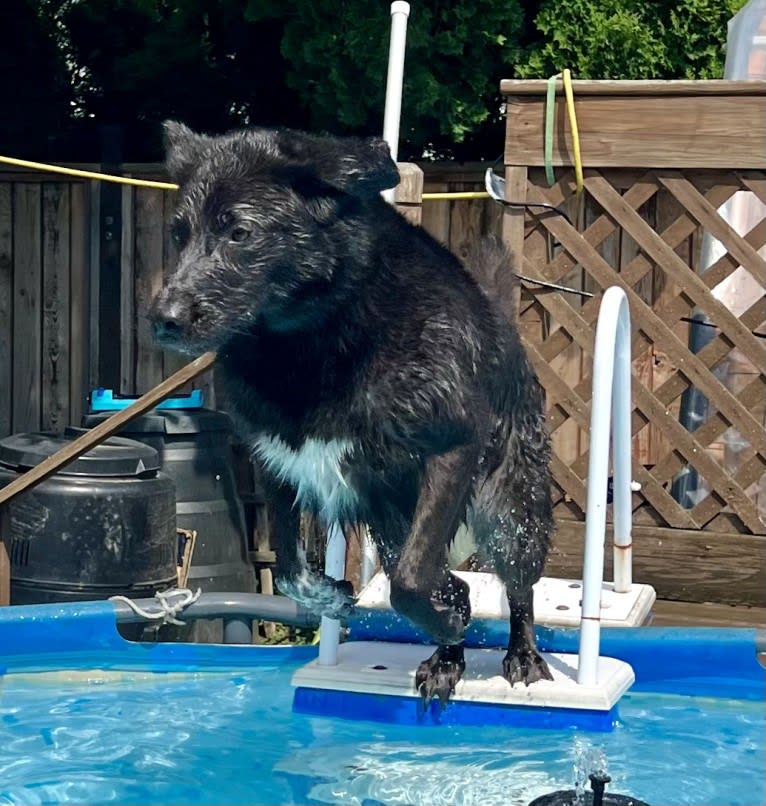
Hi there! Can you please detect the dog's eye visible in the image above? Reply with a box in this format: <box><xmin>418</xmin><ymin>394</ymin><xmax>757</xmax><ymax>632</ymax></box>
<box><xmin>230</xmin><ymin>226</ymin><xmax>252</xmax><ymax>244</ymax></box>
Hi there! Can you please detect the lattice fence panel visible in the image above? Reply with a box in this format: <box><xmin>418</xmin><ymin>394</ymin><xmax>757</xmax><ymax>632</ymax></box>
<box><xmin>516</xmin><ymin>168</ymin><xmax>766</xmax><ymax>536</ymax></box>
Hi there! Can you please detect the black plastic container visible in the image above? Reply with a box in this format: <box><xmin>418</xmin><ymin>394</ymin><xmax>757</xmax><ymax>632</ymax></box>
<box><xmin>82</xmin><ymin>408</ymin><xmax>256</xmax><ymax>598</ymax></box>
<box><xmin>0</xmin><ymin>429</ymin><xmax>177</xmax><ymax>605</ymax></box>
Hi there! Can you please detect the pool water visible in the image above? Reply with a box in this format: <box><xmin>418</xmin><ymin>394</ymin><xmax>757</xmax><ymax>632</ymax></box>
<box><xmin>0</xmin><ymin>661</ymin><xmax>762</xmax><ymax>806</ymax></box>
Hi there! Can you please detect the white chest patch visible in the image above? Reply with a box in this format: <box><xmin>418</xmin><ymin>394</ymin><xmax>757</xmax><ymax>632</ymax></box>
<box><xmin>252</xmin><ymin>435</ymin><xmax>358</xmax><ymax>522</ymax></box>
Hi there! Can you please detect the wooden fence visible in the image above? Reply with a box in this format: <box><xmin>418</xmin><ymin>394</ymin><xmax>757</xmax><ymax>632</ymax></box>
<box><xmin>497</xmin><ymin>80</ymin><xmax>765</xmax><ymax>606</ymax></box>
<box><xmin>0</xmin><ymin>163</ymin><xmax>503</xmax><ymax>435</ymax></box>
<box><xmin>0</xmin><ymin>82</ymin><xmax>764</xmax><ymax>606</ymax></box>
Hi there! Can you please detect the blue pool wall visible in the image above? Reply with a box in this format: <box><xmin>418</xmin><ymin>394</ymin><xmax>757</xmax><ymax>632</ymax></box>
<box><xmin>0</xmin><ymin>599</ymin><xmax>762</xmax><ymax>703</ymax></box>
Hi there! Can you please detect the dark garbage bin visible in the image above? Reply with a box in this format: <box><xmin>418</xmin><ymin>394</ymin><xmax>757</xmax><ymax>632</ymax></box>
<box><xmin>83</xmin><ymin>392</ymin><xmax>257</xmax><ymax>641</ymax></box>
<box><xmin>0</xmin><ymin>428</ymin><xmax>177</xmax><ymax>606</ymax></box>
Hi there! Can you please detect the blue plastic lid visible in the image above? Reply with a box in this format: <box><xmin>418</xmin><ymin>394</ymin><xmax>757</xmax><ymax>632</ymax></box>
<box><xmin>89</xmin><ymin>388</ymin><xmax>204</xmax><ymax>412</ymax></box>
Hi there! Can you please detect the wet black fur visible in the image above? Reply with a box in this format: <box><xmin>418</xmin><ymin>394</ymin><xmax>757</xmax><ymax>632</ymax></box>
<box><xmin>151</xmin><ymin>121</ymin><xmax>555</xmax><ymax>703</ymax></box>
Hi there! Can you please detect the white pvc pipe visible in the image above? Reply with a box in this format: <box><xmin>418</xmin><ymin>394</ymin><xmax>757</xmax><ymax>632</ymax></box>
<box><xmin>318</xmin><ymin>521</ymin><xmax>347</xmax><ymax>666</ymax></box>
<box><xmin>318</xmin><ymin>2</ymin><xmax>409</xmax><ymax>666</ymax></box>
<box><xmin>381</xmin><ymin>1</ymin><xmax>411</xmax><ymax>204</ymax></box>
<box><xmin>577</xmin><ymin>287</ymin><xmax>633</xmax><ymax>686</ymax></box>
<box><xmin>611</xmin><ymin>298</ymin><xmax>633</xmax><ymax>594</ymax></box>
<box><xmin>359</xmin><ymin>525</ymin><xmax>378</xmax><ymax>587</ymax></box>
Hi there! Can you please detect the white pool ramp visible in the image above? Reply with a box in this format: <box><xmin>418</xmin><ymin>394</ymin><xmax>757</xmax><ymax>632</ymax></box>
<box><xmin>356</xmin><ymin>570</ymin><xmax>656</xmax><ymax>629</ymax></box>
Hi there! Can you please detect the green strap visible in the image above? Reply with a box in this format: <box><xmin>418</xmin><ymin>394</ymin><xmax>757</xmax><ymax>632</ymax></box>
<box><xmin>544</xmin><ymin>73</ymin><xmax>559</xmax><ymax>187</ymax></box>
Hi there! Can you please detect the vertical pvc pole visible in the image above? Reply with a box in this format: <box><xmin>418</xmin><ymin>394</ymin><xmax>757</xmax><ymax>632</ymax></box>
<box><xmin>577</xmin><ymin>287</ymin><xmax>631</xmax><ymax>686</ymax></box>
<box><xmin>611</xmin><ymin>304</ymin><xmax>633</xmax><ymax>593</ymax></box>
<box><xmin>359</xmin><ymin>525</ymin><xmax>378</xmax><ymax>588</ymax></box>
<box><xmin>354</xmin><ymin>1</ymin><xmax>411</xmax><ymax>587</ymax></box>
<box><xmin>381</xmin><ymin>1</ymin><xmax>411</xmax><ymax>204</ymax></box>
<box><xmin>318</xmin><ymin>521</ymin><xmax>347</xmax><ymax>666</ymax></box>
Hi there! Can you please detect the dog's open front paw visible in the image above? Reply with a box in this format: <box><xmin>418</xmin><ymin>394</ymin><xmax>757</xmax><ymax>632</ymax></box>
<box><xmin>502</xmin><ymin>647</ymin><xmax>553</xmax><ymax>687</ymax></box>
<box><xmin>415</xmin><ymin>644</ymin><xmax>466</xmax><ymax>707</ymax></box>
<box><xmin>276</xmin><ymin>571</ymin><xmax>355</xmax><ymax>619</ymax></box>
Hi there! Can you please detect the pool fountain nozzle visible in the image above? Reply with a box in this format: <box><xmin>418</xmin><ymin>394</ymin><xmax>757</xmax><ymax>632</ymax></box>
<box><xmin>528</xmin><ymin>770</ymin><xmax>652</xmax><ymax>806</ymax></box>
<box><xmin>589</xmin><ymin>772</ymin><xmax>611</xmax><ymax>806</ymax></box>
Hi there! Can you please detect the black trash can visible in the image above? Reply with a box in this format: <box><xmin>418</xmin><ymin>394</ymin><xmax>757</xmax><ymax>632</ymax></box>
<box><xmin>0</xmin><ymin>429</ymin><xmax>178</xmax><ymax>605</ymax></box>
<box><xmin>83</xmin><ymin>399</ymin><xmax>257</xmax><ymax>640</ymax></box>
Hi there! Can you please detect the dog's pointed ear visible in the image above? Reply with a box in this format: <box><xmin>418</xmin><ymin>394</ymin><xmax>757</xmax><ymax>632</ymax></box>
<box><xmin>163</xmin><ymin>120</ymin><xmax>212</xmax><ymax>185</ymax></box>
<box><xmin>331</xmin><ymin>137</ymin><xmax>400</xmax><ymax>198</ymax></box>
<box><xmin>276</xmin><ymin>132</ymin><xmax>400</xmax><ymax>199</ymax></box>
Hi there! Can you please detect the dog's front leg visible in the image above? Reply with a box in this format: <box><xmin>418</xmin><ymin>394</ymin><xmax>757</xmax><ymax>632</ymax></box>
<box><xmin>262</xmin><ymin>474</ymin><xmax>354</xmax><ymax>619</ymax></box>
<box><xmin>388</xmin><ymin>445</ymin><xmax>477</xmax><ymax>703</ymax></box>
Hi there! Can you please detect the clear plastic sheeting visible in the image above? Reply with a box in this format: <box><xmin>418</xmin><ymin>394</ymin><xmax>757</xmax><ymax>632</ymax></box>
<box><xmin>674</xmin><ymin>0</ymin><xmax>766</xmax><ymax>522</ymax></box>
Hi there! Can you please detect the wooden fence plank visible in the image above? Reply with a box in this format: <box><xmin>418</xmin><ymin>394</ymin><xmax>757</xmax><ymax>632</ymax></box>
<box><xmin>503</xmin><ymin>93</ymin><xmax>766</xmax><ymax>170</ymax></box>
<box><xmin>0</xmin><ymin>184</ymin><xmax>11</xmax><ymax>438</ymax></box>
<box><xmin>648</xmin><ymin>188</ymin><xmax>691</xmax><ymax>465</ymax></box>
<box><xmin>420</xmin><ymin>183</ymin><xmax>450</xmax><ymax>245</ymax></box>
<box><xmin>133</xmin><ymin>188</ymin><xmax>165</xmax><ymax>392</ymax></box>
<box><xmin>546</xmin><ymin>519</ymin><xmax>765</xmax><ymax>607</ymax></box>
<box><xmin>12</xmin><ymin>184</ymin><xmax>42</xmax><ymax>433</ymax></box>
<box><xmin>120</xmin><ymin>185</ymin><xmax>135</xmax><ymax>394</ymax></box>
<box><xmin>161</xmin><ymin>187</ymin><xmax>188</xmax><ymax>387</ymax></box>
<box><xmin>41</xmin><ymin>184</ymin><xmax>70</xmax><ymax>432</ymax></box>
<box><xmin>69</xmin><ymin>182</ymin><xmax>88</xmax><ymax>425</ymax></box>
<box><xmin>87</xmin><ymin>180</ymin><xmax>100</xmax><ymax>393</ymax></box>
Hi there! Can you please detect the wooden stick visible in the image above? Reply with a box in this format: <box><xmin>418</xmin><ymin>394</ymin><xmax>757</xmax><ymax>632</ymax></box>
<box><xmin>0</xmin><ymin>351</ymin><xmax>217</xmax><ymax>508</ymax></box>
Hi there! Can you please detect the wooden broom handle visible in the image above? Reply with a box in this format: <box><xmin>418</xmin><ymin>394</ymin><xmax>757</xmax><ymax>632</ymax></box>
<box><xmin>0</xmin><ymin>351</ymin><xmax>217</xmax><ymax>508</ymax></box>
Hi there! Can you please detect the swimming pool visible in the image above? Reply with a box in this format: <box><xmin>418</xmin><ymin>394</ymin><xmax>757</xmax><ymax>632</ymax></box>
<box><xmin>0</xmin><ymin>601</ymin><xmax>763</xmax><ymax>806</ymax></box>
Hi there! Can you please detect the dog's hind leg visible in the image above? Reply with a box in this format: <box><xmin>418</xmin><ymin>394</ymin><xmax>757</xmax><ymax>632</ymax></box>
<box><xmin>472</xmin><ymin>409</ymin><xmax>554</xmax><ymax>686</ymax></box>
<box><xmin>263</xmin><ymin>474</ymin><xmax>354</xmax><ymax>619</ymax></box>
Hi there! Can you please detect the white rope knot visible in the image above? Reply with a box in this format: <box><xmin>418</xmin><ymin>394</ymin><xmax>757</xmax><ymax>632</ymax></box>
<box><xmin>109</xmin><ymin>587</ymin><xmax>202</xmax><ymax>626</ymax></box>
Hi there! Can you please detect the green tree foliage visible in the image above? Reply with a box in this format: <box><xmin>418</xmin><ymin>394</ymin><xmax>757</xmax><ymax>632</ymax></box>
<box><xmin>519</xmin><ymin>0</ymin><xmax>748</xmax><ymax>80</ymax></box>
<box><xmin>57</xmin><ymin>0</ymin><xmax>307</xmax><ymax>159</ymax></box>
<box><xmin>246</xmin><ymin>0</ymin><xmax>526</xmax><ymax>158</ymax></box>
<box><xmin>2</xmin><ymin>0</ymin><xmax>749</xmax><ymax>161</ymax></box>
<box><xmin>0</xmin><ymin>0</ymin><xmax>73</xmax><ymax>158</ymax></box>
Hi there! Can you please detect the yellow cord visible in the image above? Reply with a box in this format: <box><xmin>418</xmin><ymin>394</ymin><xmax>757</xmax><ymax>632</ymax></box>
<box><xmin>421</xmin><ymin>191</ymin><xmax>489</xmax><ymax>200</ymax></box>
<box><xmin>561</xmin><ymin>69</ymin><xmax>584</xmax><ymax>193</ymax></box>
<box><xmin>0</xmin><ymin>154</ymin><xmax>493</xmax><ymax>200</ymax></box>
<box><xmin>0</xmin><ymin>155</ymin><xmax>179</xmax><ymax>190</ymax></box>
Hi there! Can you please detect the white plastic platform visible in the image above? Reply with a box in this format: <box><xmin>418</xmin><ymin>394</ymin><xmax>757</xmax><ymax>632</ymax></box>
<box><xmin>293</xmin><ymin>640</ymin><xmax>635</xmax><ymax>712</ymax></box>
<box><xmin>356</xmin><ymin>570</ymin><xmax>656</xmax><ymax>629</ymax></box>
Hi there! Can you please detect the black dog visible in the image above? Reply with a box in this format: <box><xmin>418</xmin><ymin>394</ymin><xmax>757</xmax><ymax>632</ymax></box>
<box><xmin>151</xmin><ymin>121</ymin><xmax>554</xmax><ymax>704</ymax></box>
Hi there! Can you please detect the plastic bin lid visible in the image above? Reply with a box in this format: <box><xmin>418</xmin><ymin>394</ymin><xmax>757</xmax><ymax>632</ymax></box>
<box><xmin>82</xmin><ymin>408</ymin><xmax>235</xmax><ymax>435</ymax></box>
<box><xmin>89</xmin><ymin>388</ymin><xmax>204</xmax><ymax>412</ymax></box>
<box><xmin>0</xmin><ymin>428</ymin><xmax>161</xmax><ymax>477</ymax></box>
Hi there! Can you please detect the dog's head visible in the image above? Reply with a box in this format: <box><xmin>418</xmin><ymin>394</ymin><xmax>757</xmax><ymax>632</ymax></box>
<box><xmin>150</xmin><ymin>121</ymin><xmax>399</xmax><ymax>353</ymax></box>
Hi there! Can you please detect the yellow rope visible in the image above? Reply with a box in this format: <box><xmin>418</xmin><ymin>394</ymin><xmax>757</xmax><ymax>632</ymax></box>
<box><xmin>561</xmin><ymin>69</ymin><xmax>584</xmax><ymax>193</ymax></box>
<box><xmin>0</xmin><ymin>155</ymin><xmax>179</xmax><ymax>190</ymax></box>
<box><xmin>421</xmin><ymin>191</ymin><xmax>489</xmax><ymax>200</ymax></box>
<box><xmin>0</xmin><ymin>154</ymin><xmax>494</xmax><ymax>200</ymax></box>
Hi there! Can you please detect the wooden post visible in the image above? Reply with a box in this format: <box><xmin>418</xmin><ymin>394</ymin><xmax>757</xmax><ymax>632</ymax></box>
<box><xmin>394</xmin><ymin>162</ymin><xmax>424</xmax><ymax>224</ymax></box>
